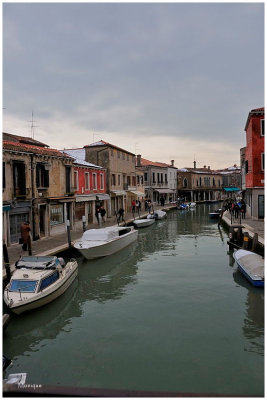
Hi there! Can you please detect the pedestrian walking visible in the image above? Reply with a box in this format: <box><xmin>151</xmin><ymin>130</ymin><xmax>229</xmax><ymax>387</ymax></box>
<box><xmin>20</xmin><ymin>221</ymin><xmax>31</xmax><ymax>251</ymax></box>
<box><xmin>95</xmin><ymin>206</ymin><xmax>100</xmax><ymax>224</ymax></box>
<box><xmin>144</xmin><ymin>200</ymin><xmax>148</xmax><ymax>211</ymax></box>
<box><xmin>160</xmin><ymin>196</ymin><xmax>165</xmax><ymax>207</ymax></box>
<box><xmin>100</xmin><ymin>206</ymin><xmax>106</xmax><ymax>223</ymax></box>
<box><xmin>234</xmin><ymin>203</ymin><xmax>240</xmax><ymax>219</ymax></box>
<box><xmin>240</xmin><ymin>202</ymin><xmax>246</xmax><ymax>219</ymax></box>
<box><xmin>132</xmin><ymin>199</ymin><xmax>136</xmax><ymax>213</ymax></box>
<box><xmin>117</xmin><ymin>208</ymin><xmax>125</xmax><ymax>223</ymax></box>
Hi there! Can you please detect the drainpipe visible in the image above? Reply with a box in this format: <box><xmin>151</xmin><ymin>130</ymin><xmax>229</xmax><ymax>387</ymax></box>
<box><xmin>30</xmin><ymin>154</ymin><xmax>37</xmax><ymax>241</ymax></box>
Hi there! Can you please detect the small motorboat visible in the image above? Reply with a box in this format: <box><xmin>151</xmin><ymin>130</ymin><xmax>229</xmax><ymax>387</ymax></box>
<box><xmin>4</xmin><ymin>256</ymin><xmax>78</xmax><ymax>315</ymax></box>
<box><xmin>133</xmin><ymin>218</ymin><xmax>155</xmax><ymax>228</ymax></box>
<box><xmin>233</xmin><ymin>249</ymin><xmax>264</xmax><ymax>287</ymax></box>
<box><xmin>208</xmin><ymin>209</ymin><xmax>222</xmax><ymax>219</ymax></box>
<box><xmin>188</xmin><ymin>202</ymin><xmax>196</xmax><ymax>208</ymax></box>
<box><xmin>154</xmin><ymin>210</ymin><xmax>167</xmax><ymax>220</ymax></box>
<box><xmin>177</xmin><ymin>203</ymin><xmax>189</xmax><ymax>210</ymax></box>
<box><xmin>74</xmin><ymin>225</ymin><xmax>138</xmax><ymax>260</ymax></box>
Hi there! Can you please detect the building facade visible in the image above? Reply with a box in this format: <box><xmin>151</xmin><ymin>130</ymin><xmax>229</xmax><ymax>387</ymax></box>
<box><xmin>84</xmin><ymin>141</ymin><xmax>144</xmax><ymax>214</ymax></box>
<box><xmin>136</xmin><ymin>156</ymin><xmax>177</xmax><ymax>204</ymax></box>
<box><xmin>177</xmin><ymin>163</ymin><xmax>223</xmax><ymax>202</ymax></box>
<box><xmin>3</xmin><ymin>136</ymin><xmax>75</xmax><ymax>245</ymax></box>
<box><xmin>61</xmin><ymin>148</ymin><xmax>108</xmax><ymax>226</ymax></box>
<box><xmin>243</xmin><ymin>107</ymin><xmax>264</xmax><ymax>219</ymax></box>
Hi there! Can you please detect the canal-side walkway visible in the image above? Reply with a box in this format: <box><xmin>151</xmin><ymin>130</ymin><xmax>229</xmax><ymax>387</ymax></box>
<box><xmin>3</xmin><ymin>204</ymin><xmax>176</xmax><ymax>279</ymax></box>
<box><xmin>221</xmin><ymin>211</ymin><xmax>264</xmax><ymax>246</ymax></box>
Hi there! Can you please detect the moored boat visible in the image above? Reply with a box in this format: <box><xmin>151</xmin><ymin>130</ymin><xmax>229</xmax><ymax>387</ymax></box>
<box><xmin>4</xmin><ymin>256</ymin><xmax>78</xmax><ymax>315</ymax></box>
<box><xmin>154</xmin><ymin>210</ymin><xmax>167</xmax><ymax>219</ymax></box>
<box><xmin>74</xmin><ymin>225</ymin><xmax>138</xmax><ymax>260</ymax></box>
<box><xmin>133</xmin><ymin>218</ymin><xmax>155</xmax><ymax>228</ymax></box>
<box><xmin>233</xmin><ymin>249</ymin><xmax>264</xmax><ymax>287</ymax></box>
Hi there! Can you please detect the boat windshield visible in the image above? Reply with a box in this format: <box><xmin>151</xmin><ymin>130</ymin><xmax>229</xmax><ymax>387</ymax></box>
<box><xmin>9</xmin><ymin>280</ymin><xmax>38</xmax><ymax>293</ymax></box>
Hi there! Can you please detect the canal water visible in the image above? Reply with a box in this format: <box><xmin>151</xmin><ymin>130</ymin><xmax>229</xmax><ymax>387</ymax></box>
<box><xmin>3</xmin><ymin>205</ymin><xmax>264</xmax><ymax>396</ymax></box>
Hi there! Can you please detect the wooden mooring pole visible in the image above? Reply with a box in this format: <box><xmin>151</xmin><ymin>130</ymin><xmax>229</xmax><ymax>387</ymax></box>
<box><xmin>66</xmin><ymin>220</ymin><xmax>72</xmax><ymax>248</ymax></box>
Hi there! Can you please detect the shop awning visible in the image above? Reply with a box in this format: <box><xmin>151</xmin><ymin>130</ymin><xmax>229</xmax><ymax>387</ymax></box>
<box><xmin>128</xmin><ymin>191</ymin><xmax>145</xmax><ymax>197</ymax></box>
<box><xmin>76</xmin><ymin>194</ymin><xmax>97</xmax><ymax>202</ymax></box>
<box><xmin>155</xmin><ymin>189</ymin><xmax>175</xmax><ymax>194</ymax></box>
<box><xmin>3</xmin><ymin>205</ymin><xmax>11</xmax><ymax>212</ymax></box>
<box><xmin>96</xmin><ymin>194</ymin><xmax>111</xmax><ymax>200</ymax></box>
<box><xmin>223</xmin><ymin>187</ymin><xmax>240</xmax><ymax>192</ymax></box>
<box><xmin>110</xmin><ymin>190</ymin><xmax>127</xmax><ymax>196</ymax></box>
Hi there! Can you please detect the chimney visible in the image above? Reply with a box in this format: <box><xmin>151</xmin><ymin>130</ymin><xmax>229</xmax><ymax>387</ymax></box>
<box><xmin>208</xmin><ymin>166</ymin><xmax>210</xmax><ymax>170</ymax></box>
<box><xmin>203</xmin><ymin>165</ymin><xmax>206</xmax><ymax>169</ymax></box>
<box><xmin>171</xmin><ymin>160</ymin><xmax>174</xmax><ymax>167</ymax></box>
<box><xmin>193</xmin><ymin>161</ymin><xmax>196</xmax><ymax>169</ymax></box>
<box><xmin>136</xmin><ymin>154</ymin><xmax>142</xmax><ymax>167</ymax></box>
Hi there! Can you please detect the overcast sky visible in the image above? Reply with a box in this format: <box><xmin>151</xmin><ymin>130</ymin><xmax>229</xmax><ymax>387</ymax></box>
<box><xmin>3</xmin><ymin>2</ymin><xmax>264</xmax><ymax>169</ymax></box>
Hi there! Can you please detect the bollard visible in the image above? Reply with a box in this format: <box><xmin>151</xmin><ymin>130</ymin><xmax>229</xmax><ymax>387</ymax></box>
<box><xmin>242</xmin><ymin>232</ymin><xmax>250</xmax><ymax>249</ymax></box>
<box><xmin>229</xmin><ymin>226</ymin><xmax>234</xmax><ymax>242</ymax></box>
<box><xmin>82</xmin><ymin>216</ymin><xmax>86</xmax><ymax>232</ymax></box>
<box><xmin>28</xmin><ymin>235</ymin><xmax>32</xmax><ymax>256</ymax></box>
<box><xmin>251</xmin><ymin>233</ymin><xmax>259</xmax><ymax>252</ymax></box>
<box><xmin>66</xmin><ymin>220</ymin><xmax>72</xmax><ymax>248</ymax></box>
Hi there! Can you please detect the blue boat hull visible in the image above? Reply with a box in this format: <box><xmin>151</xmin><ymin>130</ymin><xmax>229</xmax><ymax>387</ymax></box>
<box><xmin>237</xmin><ymin>264</ymin><xmax>264</xmax><ymax>287</ymax></box>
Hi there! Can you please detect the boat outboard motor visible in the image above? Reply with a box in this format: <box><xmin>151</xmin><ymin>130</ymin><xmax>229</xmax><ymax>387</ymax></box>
<box><xmin>58</xmin><ymin>258</ymin><xmax>65</xmax><ymax>267</ymax></box>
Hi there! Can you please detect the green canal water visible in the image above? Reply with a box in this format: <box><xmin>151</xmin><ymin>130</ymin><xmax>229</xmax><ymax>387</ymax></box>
<box><xmin>3</xmin><ymin>205</ymin><xmax>264</xmax><ymax>396</ymax></box>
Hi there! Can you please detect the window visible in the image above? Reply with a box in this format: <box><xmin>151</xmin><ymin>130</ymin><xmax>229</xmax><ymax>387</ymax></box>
<box><xmin>13</xmin><ymin>161</ymin><xmax>26</xmax><ymax>196</ymax></box>
<box><xmin>127</xmin><ymin>175</ymin><xmax>131</xmax><ymax>185</ymax></box>
<box><xmin>245</xmin><ymin>160</ymin><xmax>249</xmax><ymax>174</ymax></box>
<box><xmin>152</xmin><ymin>172</ymin><xmax>156</xmax><ymax>183</ymax></box>
<box><xmin>93</xmin><ymin>173</ymin><xmax>97</xmax><ymax>189</ymax></box>
<box><xmin>117</xmin><ymin>151</ymin><xmax>120</xmax><ymax>159</ymax></box>
<box><xmin>85</xmin><ymin>172</ymin><xmax>90</xmax><ymax>190</ymax></box>
<box><xmin>157</xmin><ymin>173</ymin><xmax>160</xmax><ymax>183</ymax></box>
<box><xmin>111</xmin><ymin>174</ymin><xmax>116</xmax><ymax>186</ymax></box>
<box><xmin>213</xmin><ymin>177</ymin><xmax>216</xmax><ymax>186</ymax></box>
<box><xmin>74</xmin><ymin>171</ymin><xmax>79</xmax><ymax>190</ymax></box>
<box><xmin>183</xmin><ymin>178</ymin><xmax>188</xmax><ymax>188</ymax></box>
<box><xmin>144</xmin><ymin>172</ymin><xmax>148</xmax><ymax>182</ymax></box>
<box><xmin>165</xmin><ymin>174</ymin><xmax>168</xmax><ymax>183</ymax></box>
<box><xmin>50</xmin><ymin>204</ymin><xmax>64</xmax><ymax>225</ymax></box>
<box><xmin>261</xmin><ymin>119</ymin><xmax>265</xmax><ymax>136</ymax></box>
<box><xmin>36</xmin><ymin>163</ymin><xmax>49</xmax><ymax>188</ymax></box>
<box><xmin>100</xmin><ymin>173</ymin><xmax>104</xmax><ymax>190</ymax></box>
<box><xmin>118</xmin><ymin>174</ymin><xmax>121</xmax><ymax>186</ymax></box>
<box><xmin>3</xmin><ymin>162</ymin><xmax>5</xmax><ymax>189</ymax></box>
<box><xmin>261</xmin><ymin>153</ymin><xmax>265</xmax><ymax>170</ymax></box>
<box><xmin>199</xmin><ymin>177</ymin><xmax>202</xmax><ymax>186</ymax></box>
<box><xmin>10</xmin><ymin>279</ymin><xmax>38</xmax><ymax>293</ymax></box>
<box><xmin>132</xmin><ymin>176</ymin><xmax>136</xmax><ymax>186</ymax></box>
<box><xmin>39</xmin><ymin>271</ymin><xmax>59</xmax><ymax>291</ymax></box>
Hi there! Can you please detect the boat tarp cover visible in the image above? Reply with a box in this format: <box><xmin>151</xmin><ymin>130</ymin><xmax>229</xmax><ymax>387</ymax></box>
<box><xmin>238</xmin><ymin>254</ymin><xmax>264</xmax><ymax>279</ymax></box>
<box><xmin>81</xmin><ymin>228</ymin><xmax>122</xmax><ymax>241</ymax></box>
<box><xmin>16</xmin><ymin>256</ymin><xmax>58</xmax><ymax>269</ymax></box>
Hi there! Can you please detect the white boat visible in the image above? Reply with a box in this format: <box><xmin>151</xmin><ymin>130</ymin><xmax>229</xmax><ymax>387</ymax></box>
<box><xmin>147</xmin><ymin>210</ymin><xmax>167</xmax><ymax>220</ymax></box>
<box><xmin>233</xmin><ymin>249</ymin><xmax>264</xmax><ymax>287</ymax></box>
<box><xmin>74</xmin><ymin>225</ymin><xmax>138</xmax><ymax>260</ymax></box>
<box><xmin>4</xmin><ymin>256</ymin><xmax>78</xmax><ymax>315</ymax></box>
<box><xmin>188</xmin><ymin>202</ymin><xmax>196</xmax><ymax>208</ymax></box>
<box><xmin>133</xmin><ymin>218</ymin><xmax>155</xmax><ymax>228</ymax></box>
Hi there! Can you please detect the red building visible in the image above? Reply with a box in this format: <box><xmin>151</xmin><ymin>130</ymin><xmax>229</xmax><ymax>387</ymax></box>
<box><xmin>244</xmin><ymin>107</ymin><xmax>264</xmax><ymax>219</ymax></box>
<box><xmin>61</xmin><ymin>148</ymin><xmax>109</xmax><ymax>226</ymax></box>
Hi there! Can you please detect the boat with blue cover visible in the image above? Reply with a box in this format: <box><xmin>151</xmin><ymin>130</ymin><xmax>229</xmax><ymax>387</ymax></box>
<box><xmin>233</xmin><ymin>249</ymin><xmax>264</xmax><ymax>287</ymax></box>
<box><xmin>4</xmin><ymin>256</ymin><xmax>78</xmax><ymax>314</ymax></box>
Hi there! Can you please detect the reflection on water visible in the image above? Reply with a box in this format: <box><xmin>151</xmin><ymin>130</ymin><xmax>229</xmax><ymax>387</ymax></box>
<box><xmin>3</xmin><ymin>205</ymin><xmax>264</xmax><ymax>396</ymax></box>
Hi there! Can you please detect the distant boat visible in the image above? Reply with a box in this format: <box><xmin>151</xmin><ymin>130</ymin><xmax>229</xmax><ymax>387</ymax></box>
<box><xmin>133</xmin><ymin>218</ymin><xmax>155</xmax><ymax>228</ymax></box>
<box><xmin>233</xmin><ymin>249</ymin><xmax>264</xmax><ymax>287</ymax></box>
<box><xmin>188</xmin><ymin>202</ymin><xmax>196</xmax><ymax>208</ymax></box>
<box><xmin>74</xmin><ymin>226</ymin><xmax>138</xmax><ymax>260</ymax></box>
<box><xmin>208</xmin><ymin>209</ymin><xmax>222</xmax><ymax>219</ymax></box>
<box><xmin>4</xmin><ymin>256</ymin><xmax>78</xmax><ymax>314</ymax></box>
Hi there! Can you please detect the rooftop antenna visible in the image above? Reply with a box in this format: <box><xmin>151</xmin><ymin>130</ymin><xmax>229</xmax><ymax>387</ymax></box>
<box><xmin>29</xmin><ymin>111</ymin><xmax>39</xmax><ymax>139</ymax></box>
<box><xmin>92</xmin><ymin>132</ymin><xmax>100</xmax><ymax>144</ymax></box>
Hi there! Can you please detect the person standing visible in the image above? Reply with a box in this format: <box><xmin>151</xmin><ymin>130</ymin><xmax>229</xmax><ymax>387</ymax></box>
<box><xmin>131</xmin><ymin>199</ymin><xmax>136</xmax><ymax>213</ymax></box>
<box><xmin>118</xmin><ymin>208</ymin><xmax>125</xmax><ymax>223</ymax></box>
<box><xmin>20</xmin><ymin>221</ymin><xmax>31</xmax><ymax>251</ymax></box>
